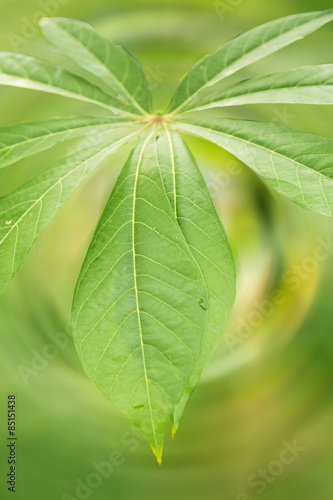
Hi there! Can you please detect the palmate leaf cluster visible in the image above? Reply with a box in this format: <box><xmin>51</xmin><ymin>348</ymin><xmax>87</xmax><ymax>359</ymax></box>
<box><xmin>0</xmin><ymin>11</ymin><xmax>333</xmax><ymax>462</ymax></box>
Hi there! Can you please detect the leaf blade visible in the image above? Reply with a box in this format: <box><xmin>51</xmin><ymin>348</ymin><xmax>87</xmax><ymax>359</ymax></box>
<box><xmin>0</xmin><ymin>128</ymin><xmax>139</xmax><ymax>294</ymax></box>
<box><xmin>0</xmin><ymin>116</ymin><xmax>137</xmax><ymax>169</ymax></box>
<box><xmin>190</xmin><ymin>65</ymin><xmax>333</xmax><ymax>110</ymax></box>
<box><xmin>175</xmin><ymin>118</ymin><xmax>333</xmax><ymax>217</ymax></box>
<box><xmin>72</xmin><ymin>133</ymin><xmax>208</xmax><ymax>461</ymax></box>
<box><xmin>40</xmin><ymin>17</ymin><xmax>152</xmax><ymax>115</ymax></box>
<box><xmin>167</xmin><ymin>10</ymin><xmax>333</xmax><ymax>113</ymax></box>
<box><xmin>0</xmin><ymin>52</ymin><xmax>137</xmax><ymax>115</ymax></box>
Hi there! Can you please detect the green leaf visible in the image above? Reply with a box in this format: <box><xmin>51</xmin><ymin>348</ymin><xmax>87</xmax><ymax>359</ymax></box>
<box><xmin>0</xmin><ymin>116</ymin><xmax>137</xmax><ymax>169</ymax></box>
<box><xmin>0</xmin><ymin>128</ymin><xmax>139</xmax><ymax>294</ymax></box>
<box><xmin>175</xmin><ymin>118</ymin><xmax>333</xmax><ymax>217</ymax></box>
<box><xmin>155</xmin><ymin>129</ymin><xmax>236</xmax><ymax>433</ymax></box>
<box><xmin>40</xmin><ymin>17</ymin><xmax>152</xmax><ymax>115</ymax></box>
<box><xmin>72</xmin><ymin>133</ymin><xmax>209</xmax><ymax>463</ymax></box>
<box><xmin>167</xmin><ymin>10</ymin><xmax>333</xmax><ymax>114</ymax></box>
<box><xmin>0</xmin><ymin>52</ymin><xmax>138</xmax><ymax>115</ymax></box>
<box><xmin>189</xmin><ymin>65</ymin><xmax>333</xmax><ymax>110</ymax></box>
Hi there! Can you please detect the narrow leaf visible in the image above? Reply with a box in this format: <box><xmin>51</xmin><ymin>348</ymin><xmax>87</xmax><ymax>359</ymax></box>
<box><xmin>167</xmin><ymin>10</ymin><xmax>333</xmax><ymax>113</ymax></box>
<box><xmin>72</xmin><ymin>133</ymin><xmax>208</xmax><ymax>462</ymax></box>
<box><xmin>0</xmin><ymin>53</ymin><xmax>138</xmax><ymax>115</ymax></box>
<box><xmin>156</xmin><ymin>129</ymin><xmax>236</xmax><ymax>432</ymax></box>
<box><xmin>191</xmin><ymin>65</ymin><xmax>333</xmax><ymax>110</ymax></box>
<box><xmin>176</xmin><ymin>118</ymin><xmax>333</xmax><ymax>217</ymax></box>
<box><xmin>0</xmin><ymin>128</ymin><xmax>139</xmax><ymax>294</ymax></box>
<box><xmin>0</xmin><ymin>116</ymin><xmax>137</xmax><ymax>169</ymax></box>
<box><xmin>40</xmin><ymin>17</ymin><xmax>152</xmax><ymax>115</ymax></box>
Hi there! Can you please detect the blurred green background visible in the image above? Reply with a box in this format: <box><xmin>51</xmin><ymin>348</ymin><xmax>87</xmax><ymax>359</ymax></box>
<box><xmin>1</xmin><ymin>1</ymin><xmax>333</xmax><ymax>499</ymax></box>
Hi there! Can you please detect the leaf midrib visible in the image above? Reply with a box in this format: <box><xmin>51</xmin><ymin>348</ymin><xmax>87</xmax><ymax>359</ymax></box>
<box><xmin>162</xmin><ymin>125</ymin><xmax>177</xmax><ymax>217</ymax></box>
<box><xmin>132</xmin><ymin>130</ymin><xmax>158</xmax><ymax>452</ymax></box>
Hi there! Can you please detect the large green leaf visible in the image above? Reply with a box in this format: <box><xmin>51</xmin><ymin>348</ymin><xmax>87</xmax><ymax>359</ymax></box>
<box><xmin>40</xmin><ymin>17</ymin><xmax>152</xmax><ymax>115</ymax></box>
<box><xmin>156</xmin><ymin>129</ymin><xmax>236</xmax><ymax>433</ymax></box>
<box><xmin>72</xmin><ymin>133</ymin><xmax>209</xmax><ymax>463</ymax></box>
<box><xmin>0</xmin><ymin>116</ymin><xmax>137</xmax><ymax>169</ymax></box>
<box><xmin>0</xmin><ymin>53</ymin><xmax>138</xmax><ymax>115</ymax></box>
<box><xmin>167</xmin><ymin>10</ymin><xmax>333</xmax><ymax>114</ymax></box>
<box><xmin>190</xmin><ymin>65</ymin><xmax>333</xmax><ymax>110</ymax></box>
<box><xmin>175</xmin><ymin>118</ymin><xmax>333</xmax><ymax>217</ymax></box>
<box><xmin>0</xmin><ymin>128</ymin><xmax>139</xmax><ymax>294</ymax></box>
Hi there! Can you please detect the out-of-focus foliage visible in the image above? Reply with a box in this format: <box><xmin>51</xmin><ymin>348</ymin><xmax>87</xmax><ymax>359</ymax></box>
<box><xmin>0</xmin><ymin>1</ymin><xmax>332</xmax><ymax>499</ymax></box>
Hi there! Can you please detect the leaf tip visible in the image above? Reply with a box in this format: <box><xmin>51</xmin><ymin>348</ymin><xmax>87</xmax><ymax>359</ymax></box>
<box><xmin>152</xmin><ymin>447</ymin><xmax>163</xmax><ymax>466</ymax></box>
<box><xmin>171</xmin><ymin>423</ymin><xmax>179</xmax><ymax>439</ymax></box>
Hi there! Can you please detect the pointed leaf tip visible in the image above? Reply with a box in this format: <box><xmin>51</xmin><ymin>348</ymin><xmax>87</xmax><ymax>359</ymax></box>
<box><xmin>153</xmin><ymin>447</ymin><xmax>163</xmax><ymax>466</ymax></box>
<box><xmin>171</xmin><ymin>427</ymin><xmax>177</xmax><ymax>439</ymax></box>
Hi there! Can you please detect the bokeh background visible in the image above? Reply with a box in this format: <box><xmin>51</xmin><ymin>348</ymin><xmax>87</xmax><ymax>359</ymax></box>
<box><xmin>1</xmin><ymin>0</ymin><xmax>333</xmax><ymax>499</ymax></box>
